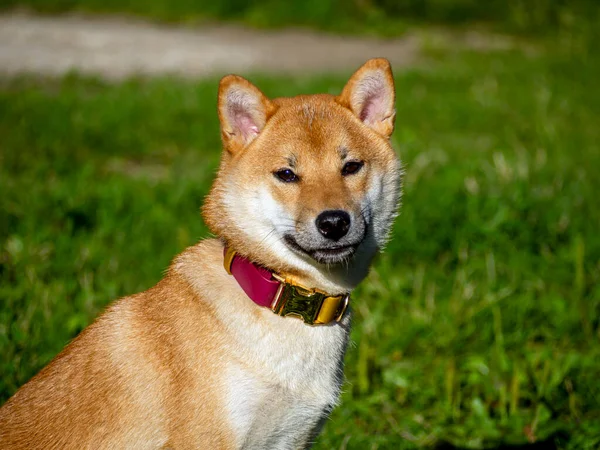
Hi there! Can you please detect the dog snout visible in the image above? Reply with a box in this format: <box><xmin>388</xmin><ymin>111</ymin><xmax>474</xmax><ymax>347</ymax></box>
<box><xmin>315</xmin><ymin>210</ymin><xmax>351</xmax><ymax>241</ymax></box>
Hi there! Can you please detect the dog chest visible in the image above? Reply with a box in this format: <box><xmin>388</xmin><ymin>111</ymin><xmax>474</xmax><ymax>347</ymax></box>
<box><xmin>221</xmin><ymin>319</ymin><xmax>349</xmax><ymax>449</ymax></box>
<box><xmin>223</xmin><ymin>365</ymin><xmax>339</xmax><ymax>449</ymax></box>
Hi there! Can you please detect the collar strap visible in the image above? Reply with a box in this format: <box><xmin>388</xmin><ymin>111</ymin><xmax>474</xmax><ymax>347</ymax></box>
<box><xmin>223</xmin><ymin>247</ymin><xmax>349</xmax><ymax>325</ymax></box>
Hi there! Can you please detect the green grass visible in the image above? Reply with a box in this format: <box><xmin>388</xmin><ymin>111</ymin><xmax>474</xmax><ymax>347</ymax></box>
<box><xmin>1</xmin><ymin>48</ymin><xmax>600</xmax><ymax>448</ymax></box>
<box><xmin>1</xmin><ymin>0</ymin><xmax>599</xmax><ymax>38</ymax></box>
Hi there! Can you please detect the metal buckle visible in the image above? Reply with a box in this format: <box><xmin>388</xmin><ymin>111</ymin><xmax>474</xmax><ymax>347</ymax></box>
<box><xmin>271</xmin><ymin>275</ymin><xmax>350</xmax><ymax>325</ymax></box>
<box><xmin>335</xmin><ymin>294</ymin><xmax>350</xmax><ymax>322</ymax></box>
<box><xmin>271</xmin><ymin>282</ymin><xmax>326</xmax><ymax>325</ymax></box>
<box><xmin>223</xmin><ymin>247</ymin><xmax>237</xmax><ymax>274</ymax></box>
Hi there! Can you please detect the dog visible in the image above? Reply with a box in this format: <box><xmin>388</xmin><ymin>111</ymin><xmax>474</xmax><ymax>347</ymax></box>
<box><xmin>0</xmin><ymin>58</ymin><xmax>401</xmax><ymax>449</ymax></box>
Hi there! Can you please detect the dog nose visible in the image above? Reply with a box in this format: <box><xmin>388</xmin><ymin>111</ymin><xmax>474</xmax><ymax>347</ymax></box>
<box><xmin>316</xmin><ymin>210</ymin><xmax>351</xmax><ymax>241</ymax></box>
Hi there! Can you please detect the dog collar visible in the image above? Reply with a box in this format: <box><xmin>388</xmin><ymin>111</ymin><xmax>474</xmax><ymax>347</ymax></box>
<box><xmin>223</xmin><ymin>247</ymin><xmax>349</xmax><ymax>325</ymax></box>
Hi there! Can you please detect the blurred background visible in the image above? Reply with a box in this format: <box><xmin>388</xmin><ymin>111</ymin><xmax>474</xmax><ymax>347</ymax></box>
<box><xmin>1</xmin><ymin>1</ymin><xmax>599</xmax><ymax>448</ymax></box>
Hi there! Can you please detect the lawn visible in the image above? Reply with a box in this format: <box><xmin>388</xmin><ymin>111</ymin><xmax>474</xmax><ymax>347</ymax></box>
<box><xmin>1</xmin><ymin>47</ymin><xmax>600</xmax><ymax>447</ymax></box>
<box><xmin>1</xmin><ymin>0</ymin><xmax>598</xmax><ymax>38</ymax></box>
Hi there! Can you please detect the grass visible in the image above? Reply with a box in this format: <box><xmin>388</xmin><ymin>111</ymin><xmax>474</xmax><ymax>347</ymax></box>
<box><xmin>1</xmin><ymin>0</ymin><xmax>599</xmax><ymax>38</ymax></box>
<box><xmin>1</xmin><ymin>48</ymin><xmax>600</xmax><ymax>448</ymax></box>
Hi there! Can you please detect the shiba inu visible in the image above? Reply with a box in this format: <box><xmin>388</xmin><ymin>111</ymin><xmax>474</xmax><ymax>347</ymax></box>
<box><xmin>0</xmin><ymin>58</ymin><xmax>401</xmax><ymax>449</ymax></box>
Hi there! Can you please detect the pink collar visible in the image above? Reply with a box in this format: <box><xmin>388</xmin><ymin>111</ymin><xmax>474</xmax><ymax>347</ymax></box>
<box><xmin>223</xmin><ymin>247</ymin><xmax>349</xmax><ymax>325</ymax></box>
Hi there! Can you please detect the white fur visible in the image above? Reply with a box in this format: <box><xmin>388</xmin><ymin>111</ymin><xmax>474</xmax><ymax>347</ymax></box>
<box><xmin>222</xmin><ymin>162</ymin><xmax>400</xmax><ymax>294</ymax></box>
<box><xmin>224</xmin><ymin>178</ymin><xmax>352</xmax><ymax>293</ymax></box>
<box><xmin>222</xmin><ymin>321</ymin><xmax>346</xmax><ymax>450</ymax></box>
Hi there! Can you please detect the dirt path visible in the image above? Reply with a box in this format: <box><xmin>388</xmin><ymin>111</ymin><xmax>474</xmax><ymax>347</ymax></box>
<box><xmin>0</xmin><ymin>13</ymin><xmax>517</xmax><ymax>80</ymax></box>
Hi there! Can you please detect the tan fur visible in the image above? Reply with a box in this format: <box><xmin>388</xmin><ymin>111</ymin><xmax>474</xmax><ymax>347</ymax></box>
<box><xmin>0</xmin><ymin>243</ymin><xmax>235</xmax><ymax>449</ymax></box>
<box><xmin>0</xmin><ymin>59</ymin><xmax>400</xmax><ymax>449</ymax></box>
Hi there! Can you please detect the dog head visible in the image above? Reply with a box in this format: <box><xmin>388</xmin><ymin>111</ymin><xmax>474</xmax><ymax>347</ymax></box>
<box><xmin>203</xmin><ymin>58</ymin><xmax>401</xmax><ymax>291</ymax></box>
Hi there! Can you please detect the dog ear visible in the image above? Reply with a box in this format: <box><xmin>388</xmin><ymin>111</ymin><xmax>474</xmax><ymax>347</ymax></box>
<box><xmin>338</xmin><ymin>58</ymin><xmax>396</xmax><ymax>138</ymax></box>
<box><xmin>218</xmin><ymin>75</ymin><xmax>275</xmax><ymax>153</ymax></box>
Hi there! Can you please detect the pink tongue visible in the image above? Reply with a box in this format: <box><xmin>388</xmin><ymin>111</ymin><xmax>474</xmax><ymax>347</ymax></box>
<box><xmin>227</xmin><ymin>251</ymin><xmax>281</xmax><ymax>308</ymax></box>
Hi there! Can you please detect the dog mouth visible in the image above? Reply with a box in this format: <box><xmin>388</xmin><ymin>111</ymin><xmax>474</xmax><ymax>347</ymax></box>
<box><xmin>284</xmin><ymin>235</ymin><xmax>359</xmax><ymax>264</ymax></box>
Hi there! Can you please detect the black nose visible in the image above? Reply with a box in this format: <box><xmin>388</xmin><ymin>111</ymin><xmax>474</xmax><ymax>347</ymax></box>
<box><xmin>316</xmin><ymin>210</ymin><xmax>351</xmax><ymax>241</ymax></box>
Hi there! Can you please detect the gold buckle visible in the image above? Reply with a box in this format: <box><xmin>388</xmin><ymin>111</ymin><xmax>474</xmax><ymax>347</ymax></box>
<box><xmin>223</xmin><ymin>247</ymin><xmax>237</xmax><ymax>274</ymax></box>
<box><xmin>334</xmin><ymin>294</ymin><xmax>350</xmax><ymax>322</ymax></box>
<box><xmin>271</xmin><ymin>275</ymin><xmax>349</xmax><ymax>325</ymax></box>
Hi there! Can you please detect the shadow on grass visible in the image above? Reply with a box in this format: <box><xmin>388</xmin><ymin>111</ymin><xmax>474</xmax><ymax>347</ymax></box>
<box><xmin>437</xmin><ymin>431</ymin><xmax>569</xmax><ymax>450</ymax></box>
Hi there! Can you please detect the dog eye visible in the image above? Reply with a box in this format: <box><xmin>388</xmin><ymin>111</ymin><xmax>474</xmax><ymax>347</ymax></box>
<box><xmin>342</xmin><ymin>161</ymin><xmax>364</xmax><ymax>176</ymax></box>
<box><xmin>274</xmin><ymin>168</ymin><xmax>300</xmax><ymax>183</ymax></box>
